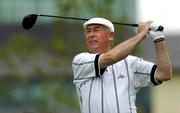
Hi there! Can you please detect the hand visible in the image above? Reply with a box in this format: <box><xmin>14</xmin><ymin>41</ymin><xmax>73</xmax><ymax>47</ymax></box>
<box><xmin>150</xmin><ymin>22</ymin><xmax>164</xmax><ymax>31</ymax></box>
<box><xmin>149</xmin><ymin>30</ymin><xmax>165</xmax><ymax>42</ymax></box>
<box><xmin>138</xmin><ymin>21</ymin><xmax>152</xmax><ymax>36</ymax></box>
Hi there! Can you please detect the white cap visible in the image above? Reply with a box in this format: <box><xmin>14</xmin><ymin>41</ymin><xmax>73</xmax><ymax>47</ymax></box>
<box><xmin>83</xmin><ymin>17</ymin><xmax>114</xmax><ymax>32</ymax></box>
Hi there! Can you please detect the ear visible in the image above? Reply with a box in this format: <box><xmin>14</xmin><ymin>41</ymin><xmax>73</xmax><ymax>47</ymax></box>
<box><xmin>109</xmin><ymin>32</ymin><xmax>114</xmax><ymax>44</ymax></box>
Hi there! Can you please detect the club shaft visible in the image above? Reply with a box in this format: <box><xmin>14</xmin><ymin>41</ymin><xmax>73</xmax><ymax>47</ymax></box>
<box><xmin>37</xmin><ymin>14</ymin><xmax>138</xmax><ymax>27</ymax></box>
<box><xmin>38</xmin><ymin>14</ymin><xmax>89</xmax><ymax>21</ymax></box>
<box><xmin>25</xmin><ymin>14</ymin><xmax>163</xmax><ymax>31</ymax></box>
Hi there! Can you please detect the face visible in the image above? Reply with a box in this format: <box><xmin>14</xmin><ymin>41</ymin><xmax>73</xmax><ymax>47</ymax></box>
<box><xmin>84</xmin><ymin>24</ymin><xmax>114</xmax><ymax>53</ymax></box>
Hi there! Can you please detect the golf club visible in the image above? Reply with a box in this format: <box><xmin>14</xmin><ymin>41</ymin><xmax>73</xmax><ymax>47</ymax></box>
<box><xmin>22</xmin><ymin>14</ymin><xmax>164</xmax><ymax>31</ymax></box>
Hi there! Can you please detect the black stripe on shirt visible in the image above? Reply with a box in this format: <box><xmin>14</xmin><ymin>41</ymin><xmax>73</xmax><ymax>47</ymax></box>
<box><xmin>150</xmin><ymin>65</ymin><xmax>163</xmax><ymax>85</ymax></box>
<box><xmin>101</xmin><ymin>79</ymin><xmax>104</xmax><ymax>113</ymax></box>
<box><xmin>125</xmin><ymin>59</ymin><xmax>132</xmax><ymax>113</ymax></box>
<box><xmin>89</xmin><ymin>78</ymin><xmax>94</xmax><ymax>113</ymax></box>
<box><xmin>95</xmin><ymin>54</ymin><xmax>106</xmax><ymax>77</ymax></box>
<box><xmin>112</xmin><ymin>65</ymin><xmax>120</xmax><ymax>113</ymax></box>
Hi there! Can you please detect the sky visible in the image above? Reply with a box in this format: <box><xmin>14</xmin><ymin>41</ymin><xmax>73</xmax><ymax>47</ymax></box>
<box><xmin>137</xmin><ymin>0</ymin><xmax>180</xmax><ymax>34</ymax></box>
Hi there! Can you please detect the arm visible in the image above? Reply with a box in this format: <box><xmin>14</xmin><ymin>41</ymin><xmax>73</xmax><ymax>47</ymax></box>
<box><xmin>100</xmin><ymin>21</ymin><xmax>151</xmax><ymax>68</ymax></box>
<box><xmin>149</xmin><ymin>30</ymin><xmax>172</xmax><ymax>81</ymax></box>
<box><xmin>154</xmin><ymin>41</ymin><xmax>172</xmax><ymax>81</ymax></box>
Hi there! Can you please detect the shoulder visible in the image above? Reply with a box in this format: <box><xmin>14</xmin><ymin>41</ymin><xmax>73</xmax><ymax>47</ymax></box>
<box><xmin>125</xmin><ymin>55</ymin><xmax>140</xmax><ymax>63</ymax></box>
<box><xmin>73</xmin><ymin>52</ymin><xmax>89</xmax><ymax>59</ymax></box>
<box><xmin>125</xmin><ymin>55</ymin><xmax>149</xmax><ymax>66</ymax></box>
<box><xmin>125</xmin><ymin>55</ymin><xmax>154</xmax><ymax>70</ymax></box>
<box><xmin>72</xmin><ymin>52</ymin><xmax>98</xmax><ymax>64</ymax></box>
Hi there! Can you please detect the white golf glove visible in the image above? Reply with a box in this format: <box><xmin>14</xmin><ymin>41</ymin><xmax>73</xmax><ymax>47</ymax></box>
<box><xmin>149</xmin><ymin>23</ymin><xmax>165</xmax><ymax>43</ymax></box>
<box><xmin>150</xmin><ymin>22</ymin><xmax>162</xmax><ymax>31</ymax></box>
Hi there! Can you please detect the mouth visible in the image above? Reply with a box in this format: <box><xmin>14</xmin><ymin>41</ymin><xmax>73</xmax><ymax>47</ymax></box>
<box><xmin>88</xmin><ymin>40</ymin><xmax>98</xmax><ymax>45</ymax></box>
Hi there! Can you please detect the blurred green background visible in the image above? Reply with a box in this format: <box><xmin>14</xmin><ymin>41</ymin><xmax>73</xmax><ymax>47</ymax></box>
<box><xmin>0</xmin><ymin>0</ymin><xmax>179</xmax><ymax>113</ymax></box>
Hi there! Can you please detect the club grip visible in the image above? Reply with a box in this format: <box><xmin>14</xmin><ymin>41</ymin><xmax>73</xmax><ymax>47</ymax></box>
<box><xmin>150</xmin><ymin>25</ymin><xmax>164</xmax><ymax>31</ymax></box>
<box><xmin>112</xmin><ymin>22</ymin><xmax>164</xmax><ymax>31</ymax></box>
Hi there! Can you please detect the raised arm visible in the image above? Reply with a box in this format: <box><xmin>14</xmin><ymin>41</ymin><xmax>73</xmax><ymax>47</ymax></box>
<box><xmin>153</xmin><ymin>35</ymin><xmax>172</xmax><ymax>81</ymax></box>
<box><xmin>100</xmin><ymin>21</ymin><xmax>151</xmax><ymax>68</ymax></box>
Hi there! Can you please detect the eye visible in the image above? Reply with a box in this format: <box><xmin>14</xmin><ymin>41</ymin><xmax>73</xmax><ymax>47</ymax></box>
<box><xmin>85</xmin><ymin>29</ymin><xmax>91</xmax><ymax>34</ymax></box>
<box><xmin>95</xmin><ymin>29</ymin><xmax>100</xmax><ymax>32</ymax></box>
<box><xmin>95</xmin><ymin>28</ymin><xmax>100</xmax><ymax>32</ymax></box>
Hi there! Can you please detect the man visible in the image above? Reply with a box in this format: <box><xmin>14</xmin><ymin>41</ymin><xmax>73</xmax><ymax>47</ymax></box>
<box><xmin>72</xmin><ymin>17</ymin><xmax>172</xmax><ymax>113</ymax></box>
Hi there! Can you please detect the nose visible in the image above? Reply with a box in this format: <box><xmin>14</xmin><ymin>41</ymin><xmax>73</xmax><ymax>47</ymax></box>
<box><xmin>87</xmin><ymin>31</ymin><xmax>95</xmax><ymax>38</ymax></box>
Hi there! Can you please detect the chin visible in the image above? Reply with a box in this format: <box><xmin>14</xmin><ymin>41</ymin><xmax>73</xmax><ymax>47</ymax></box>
<box><xmin>89</xmin><ymin>48</ymin><xmax>99</xmax><ymax>53</ymax></box>
<box><xmin>89</xmin><ymin>50</ymin><xmax>97</xmax><ymax>53</ymax></box>
<box><xmin>88</xmin><ymin>46</ymin><xmax>98</xmax><ymax>52</ymax></box>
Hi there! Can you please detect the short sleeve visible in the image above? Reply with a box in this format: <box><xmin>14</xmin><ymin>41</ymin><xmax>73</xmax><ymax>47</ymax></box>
<box><xmin>72</xmin><ymin>53</ymin><xmax>104</xmax><ymax>86</ymax></box>
<box><xmin>127</xmin><ymin>56</ymin><xmax>162</xmax><ymax>88</ymax></box>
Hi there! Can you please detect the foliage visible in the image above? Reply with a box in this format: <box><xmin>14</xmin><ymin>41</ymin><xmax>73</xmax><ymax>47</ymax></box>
<box><xmin>56</xmin><ymin>0</ymin><xmax>116</xmax><ymax>18</ymax></box>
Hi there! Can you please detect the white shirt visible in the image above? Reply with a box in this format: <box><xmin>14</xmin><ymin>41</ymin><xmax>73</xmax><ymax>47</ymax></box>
<box><xmin>72</xmin><ymin>52</ymin><xmax>162</xmax><ymax>113</ymax></box>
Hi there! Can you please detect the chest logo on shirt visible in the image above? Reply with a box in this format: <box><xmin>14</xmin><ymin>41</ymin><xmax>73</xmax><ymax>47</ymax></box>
<box><xmin>117</xmin><ymin>74</ymin><xmax>125</xmax><ymax>79</ymax></box>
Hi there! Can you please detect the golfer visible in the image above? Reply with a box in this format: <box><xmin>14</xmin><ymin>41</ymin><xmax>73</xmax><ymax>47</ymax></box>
<box><xmin>72</xmin><ymin>18</ymin><xmax>172</xmax><ymax>113</ymax></box>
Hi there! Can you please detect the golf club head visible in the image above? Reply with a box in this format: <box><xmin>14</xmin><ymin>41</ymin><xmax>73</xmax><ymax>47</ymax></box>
<box><xmin>22</xmin><ymin>14</ymin><xmax>38</xmax><ymax>30</ymax></box>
